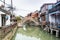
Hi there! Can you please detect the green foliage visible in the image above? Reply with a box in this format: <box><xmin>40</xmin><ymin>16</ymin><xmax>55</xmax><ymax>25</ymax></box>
<box><xmin>16</xmin><ymin>16</ymin><xmax>21</xmax><ymax>21</ymax></box>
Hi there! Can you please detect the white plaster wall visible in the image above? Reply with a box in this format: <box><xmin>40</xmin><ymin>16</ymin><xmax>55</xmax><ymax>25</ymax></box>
<box><xmin>49</xmin><ymin>14</ymin><xmax>55</xmax><ymax>24</ymax></box>
<box><xmin>5</xmin><ymin>15</ymin><xmax>10</xmax><ymax>26</ymax></box>
<box><xmin>49</xmin><ymin>14</ymin><xmax>56</xmax><ymax>28</ymax></box>
<box><xmin>0</xmin><ymin>11</ymin><xmax>5</xmax><ymax>14</ymax></box>
<box><xmin>0</xmin><ymin>1</ymin><xmax>4</xmax><ymax>6</ymax></box>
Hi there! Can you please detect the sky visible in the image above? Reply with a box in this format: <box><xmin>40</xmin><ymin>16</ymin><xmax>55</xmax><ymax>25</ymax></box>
<box><xmin>0</xmin><ymin>0</ymin><xmax>57</xmax><ymax>17</ymax></box>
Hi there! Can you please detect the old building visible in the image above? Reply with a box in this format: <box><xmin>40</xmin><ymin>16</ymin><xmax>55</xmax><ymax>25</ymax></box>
<box><xmin>0</xmin><ymin>4</ymin><xmax>17</xmax><ymax>39</ymax></box>
<box><xmin>40</xmin><ymin>3</ymin><xmax>54</xmax><ymax>29</ymax></box>
<box><xmin>48</xmin><ymin>1</ymin><xmax>60</xmax><ymax>37</ymax></box>
<box><xmin>49</xmin><ymin>1</ymin><xmax>60</xmax><ymax>28</ymax></box>
<box><xmin>0</xmin><ymin>5</ymin><xmax>11</xmax><ymax>27</ymax></box>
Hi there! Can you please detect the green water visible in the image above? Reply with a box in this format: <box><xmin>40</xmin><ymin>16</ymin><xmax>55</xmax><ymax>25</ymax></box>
<box><xmin>12</xmin><ymin>26</ymin><xmax>60</xmax><ymax>40</ymax></box>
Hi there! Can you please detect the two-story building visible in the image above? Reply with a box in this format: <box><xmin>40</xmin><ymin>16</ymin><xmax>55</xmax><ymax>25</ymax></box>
<box><xmin>0</xmin><ymin>5</ymin><xmax>11</xmax><ymax>27</ymax></box>
<box><xmin>48</xmin><ymin>1</ymin><xmax>60</xmax><ymax>37</ymax></box>
<box><xmin>49</xmin><ymin>1</ymin><xmax>60</xmax><ymax>29</ymax></box>
<box><xmin>40</xmin><ymin>3</ymin><xmax>54</xmax><ymax>29</ymax></box>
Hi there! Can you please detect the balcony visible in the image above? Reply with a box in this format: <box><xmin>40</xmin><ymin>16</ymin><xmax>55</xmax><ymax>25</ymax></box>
<box><xmin>49</xmin><ymin>5</ymin><xmax>60</xmax><ymax>13</ymax></box>
<box><xmin>55</xmin><ymin>1</ymin><xmax>60</xmax><ymax>6</ymax></box>
<box><xmin>0</xmin><ymin>6</ymin><xmax>11</xmax><ymax>14</ymax></box>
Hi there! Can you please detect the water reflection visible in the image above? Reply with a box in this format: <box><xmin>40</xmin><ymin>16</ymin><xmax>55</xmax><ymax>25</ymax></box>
<box><xmin>15</xmin><ymin>33</ymin><xmax>40</xmax><ymax>40</ymax></box>
<box><xmin>13</xmin><ymin>27</ymin><xmax>60</xmax><ymax>40</ymax></box>
<box><xmin>23</xmin><ymin>25</ymin><xmax>27</xmax><ymax>31</ymax></box>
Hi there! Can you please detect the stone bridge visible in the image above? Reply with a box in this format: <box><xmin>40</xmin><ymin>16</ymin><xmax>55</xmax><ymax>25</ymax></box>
<box><xmin>18</xmin><ymin>16</ymin><xmax>40</xmax><ymax>27</ymax></box>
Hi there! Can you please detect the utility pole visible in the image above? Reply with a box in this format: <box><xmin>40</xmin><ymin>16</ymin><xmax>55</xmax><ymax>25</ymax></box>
<box><xmin>4</xmin><ymin>0</ymin><xmax>5</xmax><ymax>7</ymax></box>
<box><xmin>11</xmin><ymin>0</ymin><xmax>13</xmax><ymax>23</ymax></box>
<box><xmin>11</xmin><ymin>0</ymin><xmax>13</xmax><ymax>14</ymax></box>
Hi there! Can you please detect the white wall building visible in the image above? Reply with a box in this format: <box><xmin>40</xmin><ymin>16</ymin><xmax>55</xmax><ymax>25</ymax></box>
<box><xmin>0</xmin><ymin>11</ymin><xmax>10</xmax><ymax>27</ymax></box>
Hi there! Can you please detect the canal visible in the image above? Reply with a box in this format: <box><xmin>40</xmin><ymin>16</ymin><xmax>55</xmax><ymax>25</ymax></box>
<box><xmin>12</xmin><ymin>26</ymin><xmax>60</xmax><ymax>40</ymax></box>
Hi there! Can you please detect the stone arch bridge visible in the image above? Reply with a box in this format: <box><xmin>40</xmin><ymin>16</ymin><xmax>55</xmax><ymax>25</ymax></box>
<box><xmin>18</xmin><ymin>16</ymin><xmax>40</xmax><ymax>27</ymax></box>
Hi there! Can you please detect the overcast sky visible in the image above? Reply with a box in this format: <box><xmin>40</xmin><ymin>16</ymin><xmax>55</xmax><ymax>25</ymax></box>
<box><xmin>0</xmin><ymin>0</ymin><xmax>57</xmax><ymax>17</ymax></box>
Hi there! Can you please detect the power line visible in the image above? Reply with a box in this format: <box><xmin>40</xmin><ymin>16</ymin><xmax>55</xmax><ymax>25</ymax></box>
<box><xmin>0</xmin><ymin>0</ymin><xmax>16</xmax><ymax>11</ymax></box>
<box><xmin>0</xmin><ymin>0</ymin><xmax>11</xmax><ymax>7</ymax></box>
<box><xmin>0</xmin><ymin>0</ymin><xmax>35</xmax><ymax>12</ymax></box>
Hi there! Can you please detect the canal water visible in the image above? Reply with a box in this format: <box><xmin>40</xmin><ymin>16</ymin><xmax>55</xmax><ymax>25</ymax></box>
<box><xmin>12</xmin><ymin>26</ymin><xmax>60</xmax><ymax>40</ymax></box>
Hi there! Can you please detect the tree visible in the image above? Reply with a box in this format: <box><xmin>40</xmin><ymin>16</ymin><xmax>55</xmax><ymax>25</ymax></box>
<box><xmin>16</xmin><ymin>16</ymin><xmax>21</xmax><ymax>21</ymax></box>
